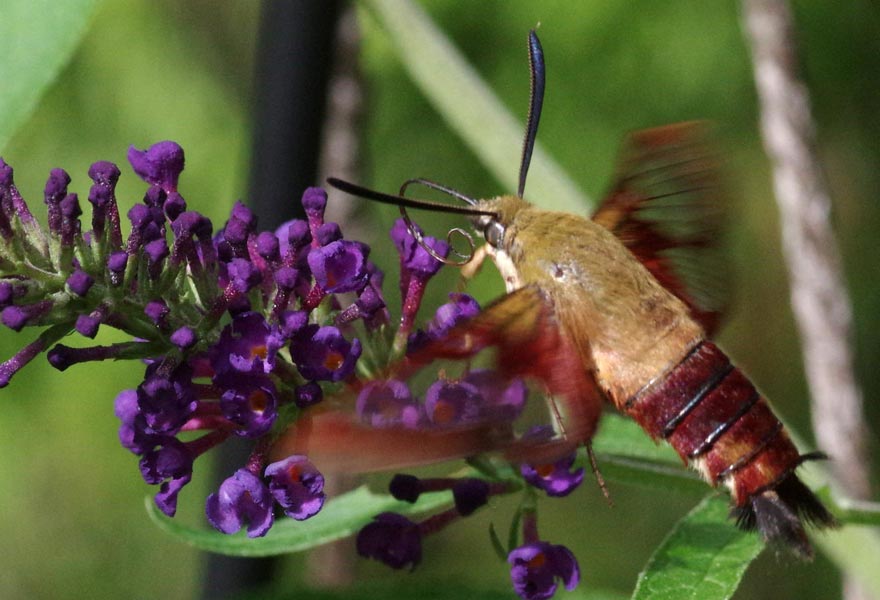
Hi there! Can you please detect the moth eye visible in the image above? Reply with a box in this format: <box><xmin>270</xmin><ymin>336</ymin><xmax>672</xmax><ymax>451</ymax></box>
<box><xmin>484</xmin><ymin>221</ymin><xmax>505</xmax><ymax>248</ymax></box>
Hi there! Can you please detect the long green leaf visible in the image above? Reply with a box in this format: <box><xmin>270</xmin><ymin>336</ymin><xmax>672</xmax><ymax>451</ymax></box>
<box><xmin>631</xmin><ymin>495</ymin><xmax>764</xmax><ymax>600</ymax></box>
<box><xmin>147</xmin><ymin>485</ymin><xmax>453</xmax><ymax>557</ymax></box>
<box><xmin>0</xmin><ymin>0</ymin><xmax>100</xmax><ymax>151</ymax></box>
<box><xmin>360</xmin><ymin>0</ymin><xmax>590</xmax><ymax>212</ymax></box>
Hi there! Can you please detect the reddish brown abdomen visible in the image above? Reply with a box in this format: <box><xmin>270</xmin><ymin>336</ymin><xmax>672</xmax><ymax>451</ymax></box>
<box><xmin>623</xmin><ymin>340</ymin><xmax>801</xmax><ymax>506</ymax></box>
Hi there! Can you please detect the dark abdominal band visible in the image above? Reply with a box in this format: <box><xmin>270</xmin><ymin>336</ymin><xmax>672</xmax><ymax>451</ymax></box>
<box><xmin>623</xmin><ymin>340</ymin><xmax>792</xmax><ymax>494</ymax></box>
<box><xmin>623</xmin><ymin>340</ymin><xmax>837</xmax><ymax>556</ymax></box>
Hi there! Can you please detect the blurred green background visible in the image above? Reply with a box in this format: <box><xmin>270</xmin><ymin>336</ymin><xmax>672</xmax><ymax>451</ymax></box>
<box><xmin>0</xmin><ymin>1</ymin><xmax>877</xmax><ymax>599</ymax></box>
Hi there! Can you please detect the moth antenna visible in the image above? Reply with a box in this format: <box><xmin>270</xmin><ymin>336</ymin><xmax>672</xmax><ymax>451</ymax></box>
<box><xmin>398</xmin><ymin>179</ymin><xmax>478</xmax><ymax>267</ymax></box>
<box><xmin>518</xmin><ymin>29</ymin><xmax>546</xmax><ymax>198</ymax></box>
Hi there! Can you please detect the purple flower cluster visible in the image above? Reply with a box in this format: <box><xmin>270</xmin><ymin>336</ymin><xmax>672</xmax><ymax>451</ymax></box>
<box><xmin>0</xmin><ymin>142</ymin><xmax>375</xmax><ymax>524</ymax></box>
<box><xmin>0</xmin><ymin>142</ymin><xmax>586</xmax><ymax>599</ymax></box>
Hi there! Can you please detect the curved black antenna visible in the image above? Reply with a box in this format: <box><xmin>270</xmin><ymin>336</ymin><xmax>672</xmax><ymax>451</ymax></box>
<box><xmin>398</xmin><ymin>178</ymin><xmax>477</xmax><ymax>266</ymax></box>
<box><xmin>517</xmin><ymin>29</ymin><xmax>545</xmax><ymax>199</ymax></box>
<box><xmin>327</xmin><ymin>177</ymin><xmax>497</xmax><ymax>217</ymax></box>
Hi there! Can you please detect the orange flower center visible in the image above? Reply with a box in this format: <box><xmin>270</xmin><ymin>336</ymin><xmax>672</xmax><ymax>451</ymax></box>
<box><xmin>432</xmin><ymin>400</ymin><xmax>456</xmax><ymax>425</ymax></box>
<box><xmin>323</xmin><ymin>351</ymin><xmax>344</xmax><ymax>371</ymax></box>
<box><xmin>526</xmin><ymin>552</ymin><xmax>547</xmax><ymax>569</ymax></box>
<box><xmin>535</xmin><ymin>464</ymin><xmax>555</xmax><ymax>478</ymax></box>
<box><xmin>248</xmin><ymin>390</ymin><xmax>268</xmax><ymax>413</ymax></box>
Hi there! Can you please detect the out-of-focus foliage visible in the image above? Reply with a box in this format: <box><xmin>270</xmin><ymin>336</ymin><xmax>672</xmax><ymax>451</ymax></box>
<box><xmin>0</xmin><ymin>1</ymin><xmax>876</xmax><ymax>599</ymax></box>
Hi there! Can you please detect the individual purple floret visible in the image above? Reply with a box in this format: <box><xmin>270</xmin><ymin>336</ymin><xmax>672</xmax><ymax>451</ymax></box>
<box><xmin>279</xmin><ymin>309</ymin><xmax>308</xmax><ymax>338</ymax></box>
<box><xmin>276</xmin><ymin>218</ymin><xmax>311</xmax><ymax>258</ymax></box>
<box><xmin>356</xmin><ymin>512</ymin><xmax>422</xmax><ymax>570</ymax></box>
<box><xmin>356</xmin><ymin>379</ymin><xmax>421</xmax><ymax>428</ymax></box>
<box><xmin>227</xmin><ymin>258</ymin><xmax>263</xmax><ymax>293</ymax></box>
<box><xmin>424</xmin><ymin>379</ymin><xmax>482</xmax><ymax>426</ymax></box>
<box><xmin>293</xmin><ymin>381</ymin><xmax>323</xmax><ymax>408</ymax></box>
<box><xmin>407</xmin><ymin>293</ymin><xmax>480</xmax><ymax>353</ymax></box>
<box><xmin>307</xmin><ymin>240</ymin><xmax>369</xmax><ymax>293</ymax></box>
<box><xmin>1</xmin><ymin>301</ymin><xmax>52</xmax><ymax>332</ymax></box>
<box><xmin>452</xmin><ymin>478</ymin><xmax>491</xmax><ymax>516</ymax></box>
<box><xmin>127</xmin><ymin>141</ymin><xmax>185</xmax><ymax>192</ymax></box>
<box><xmin>315</xmin><ymin>222</ymin><xmax>342</xmax><ymax>246</ymax></box>
<box><xmin>136</xmin><ymin>363</ymin><xmax>197</xmax><ymax>434</ymax></box>
<box><xmin>423</xmin><ymin>367</ymin><xmax>525</xmax><ymax>427</ymax></box>
<box><xmin>211</xmin><ymin>312</ymin><xmax>283</xmax><ymax>376</ymax></box>
<box><xmin>44</xmin><ymin>168</ymin><xmax>71</xmax><ymax>235</ymax></box>
<box><xmin>301</xmin><ymin>187</ymin><xmax>327</xmax><ymax>243</ymax></box>
<box><xmin>144</xmin><ymin>300</ymin><xmax>169</xmax><ymax>327</ymax></box>
<box><xmin>429</xmin><ymin>293</ymin><xmax>480</xmax><ymax>336</ymax></box>
<box><xmin>66</xmin><ymin>269</ymin><xmax>94</xmax><ymax>296</ymax></box>
<box><xmin>75</xmin><ymin>313</ymin><xmax>102</xmax><ymax>338</ymax></box>
<box><xmin>464</xmin><ymin>369</ymin><xmax>527</xmax><ymax>422</ymax></box>
<box><xmin>108</xmin><ymin>251</ymin><xmax>128</xmax><ymax>274</ymax></box>
<box><xmin>170</xmin><ymin>326</ymin><xmax>196</xmax><ymax>350</ymax></box>
<box><xmin>508</xmin><ymin>542</ymin><xmax>580</xmax><ymax>600</ymax></box>
<box><xmin>336</xmin><ymin>264</ymin><xmax>389</xmax><ymax>329</ymax></box>
<box><xmin>265</xmin><ymin>455</ymin><xmax>325</xmax><ymax>520</ymax></box>
<box><xmin>144</xmin><ymin>239</ymin><xmax>169</xmax><ymax>278</ymax></box>
<box><xmin>222</xmin><ymin>201</ymin><xmax>257</xmax><ymax>252</ymax></box>
<box><xmin>139</xmin><ymin>436</ymin><xmax>194</xmax><ymax>517</ymax></box>
<box><xmin>0</xmin><ymin>281</ymin><xmax>13</xmax><ymax>306</ymax></box>
<box><xmin>115</xmin><ymin>388</ymin><xmax>155</xmax><ymax>455</ymax></box>
<box><xmin>389</xmin><ymin>218</ymin><xmax>449</xmax><ymax>346</ymax></box>
<box><xmin>255</xmin><ymin>231</ymin><xmax>279</xmax><ymax>261</ymax></box>
<box><xmin>388</xmin><ymin>474</ymin><xmax>423</xmax><ymax>503</ymax></box>
<box><xmin>520</xmin><ymin>452</ymin><xmax>585</xmax><ymax>498</ymax></box>
<box><xmin>206</xmin><ymin>468</ymin><xmax>275</xmax><ymax>538</ymax></box>
<box><xmin>217</xmin><ymin>375</ymin><xmax>278</xmax><ymax>437</ymax></box>
<box><xmin>289</xmin><ymin>324</ymin><xmax>361</xmax><ymax>382</ymax></box>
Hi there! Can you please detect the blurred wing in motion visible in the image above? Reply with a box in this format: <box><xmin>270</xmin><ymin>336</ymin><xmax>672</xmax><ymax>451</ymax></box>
<box><xmin>272</xmin><ymin>286</ymin><xmax>604</xmax><ymax>472</ymax></box>
<box><xmin>593</xmin><ymin>122</ymin><xmax>729</xmax><ymax>336</ymax></box>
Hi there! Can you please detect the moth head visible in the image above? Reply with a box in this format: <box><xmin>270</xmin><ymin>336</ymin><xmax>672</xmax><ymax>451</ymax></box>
<box><xmin>325</xmin><ymin>28</ymin><xmax>547</xmax><ymax>265</ymax></box>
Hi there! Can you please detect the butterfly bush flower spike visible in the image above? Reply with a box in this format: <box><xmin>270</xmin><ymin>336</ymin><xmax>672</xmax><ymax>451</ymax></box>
<box><xmin>0</xmin><ymin>142</ymin><xmax>587</xmax><ymax>600</ymax></box>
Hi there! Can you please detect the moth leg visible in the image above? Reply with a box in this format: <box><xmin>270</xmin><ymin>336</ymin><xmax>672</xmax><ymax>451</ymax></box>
<box><xmin>585</xmin><ymin>443</ymin><xmax>613</xmax><ymax>506</ymax></box>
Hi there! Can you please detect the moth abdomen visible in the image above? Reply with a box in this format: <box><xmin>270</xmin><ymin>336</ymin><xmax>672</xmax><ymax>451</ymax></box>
<box><xmin>624</xmin><ymin>340</ymin><xmax>836</xmax><ymax>556</ymax></box>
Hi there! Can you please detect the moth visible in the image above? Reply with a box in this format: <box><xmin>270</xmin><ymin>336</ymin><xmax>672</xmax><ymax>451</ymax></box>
<box><xmin>290</xmin><ymin>30</ymin><xmax>836</xmax><ymax>557</ymax></box>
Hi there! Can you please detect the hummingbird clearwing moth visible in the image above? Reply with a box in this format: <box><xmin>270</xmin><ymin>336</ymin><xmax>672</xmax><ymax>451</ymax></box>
<box><xmin>298</xmin><ymin>29</ymin><xmax>837</xmax><ymax>558</ymax></box>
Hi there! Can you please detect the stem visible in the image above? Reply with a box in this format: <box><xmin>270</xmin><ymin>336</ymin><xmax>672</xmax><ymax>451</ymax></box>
<box><xmin>742</xmin><ymin>3</ymin><xmax>873</xmax><ymax>598</ymax></box>
<box><xmin>742</xmin><ymin>0</ymin><xmax>871</xmax><ymax>508</ymax></box>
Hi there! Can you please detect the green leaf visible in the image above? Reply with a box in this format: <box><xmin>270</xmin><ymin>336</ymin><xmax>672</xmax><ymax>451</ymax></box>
<box><xmin>146</xmin><ymin>485</ymin><xmax>453</xmax><ymax>557</ymax></box>
<box><xmin>592</xmin><ymin>413</ymin><xmax>680</xmax><ymax>465</ymax></box>
<box><xmin>359</xmin><ymin>0</ymin><xmax>591</xmax><ymax>212</ymax></box>
<box><xmin>588</xmin><ymin>413</ymin><xmax>706</xmax><ymax>493</ymax></box>
<box><xmin>0</xmin><ymin>0</ymin><xmax>101</xmax><ymax>151</ymax></box>
<box><xmin>631</xmin><ymin>495</ymin><xmax>764</xmax><ymax>600</ymax></box>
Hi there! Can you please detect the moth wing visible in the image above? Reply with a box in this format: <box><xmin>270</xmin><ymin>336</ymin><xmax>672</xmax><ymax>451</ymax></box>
<box><xmin>592</xmin><ymin>122</ymin><xmax>729</xmax><ymax>336</ymax></box>
<box><xmin>272</xmin><ymin>286</ymin><xmax>603</xmax><ymax>472</ymax></box>
<box><xmin>409</xmin><ymin>285</ymin><xmax>605</xmax><ymax>463</ymax></box>
<box><xmin>270</xmin><ymin>406</ymin><xmax>506</xmax><ymax>473</ymax></box>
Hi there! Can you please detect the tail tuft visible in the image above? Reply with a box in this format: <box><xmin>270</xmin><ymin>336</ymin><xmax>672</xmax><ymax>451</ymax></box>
<box><xmin>731</xmin><ymin>472</ymin><xmax>837</xmax><ymax>560</ymax></box>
